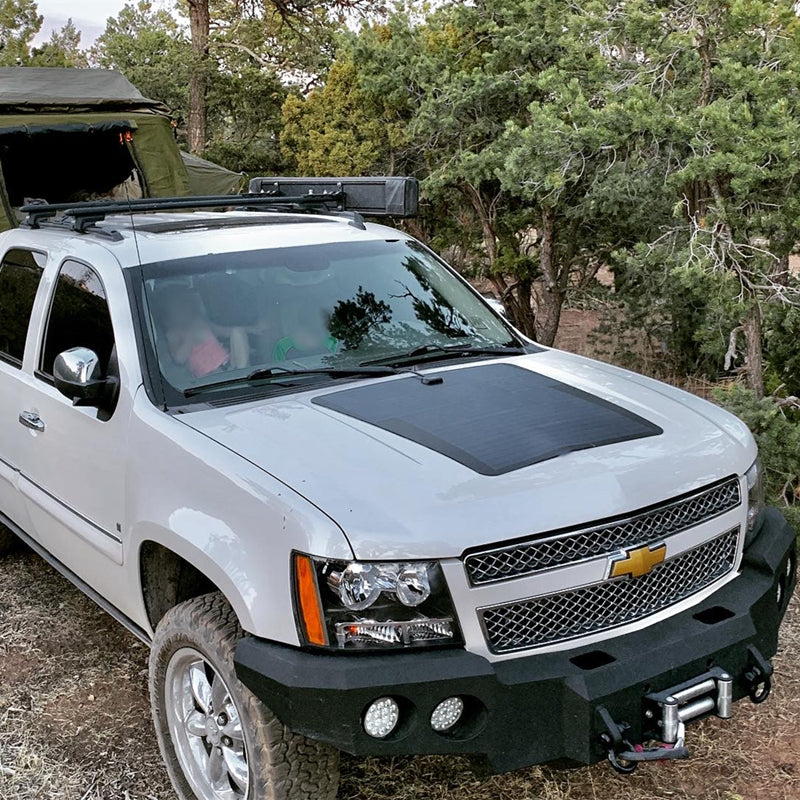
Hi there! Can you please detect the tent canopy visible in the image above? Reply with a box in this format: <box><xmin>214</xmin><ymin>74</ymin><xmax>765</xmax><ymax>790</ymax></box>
<box><xmin>0</xmin><ymin>68</ymin><xmax>240</xmax><ymax>231</ymax></box>
<box><xmin>181</xmin><ymin>151</ymin><xmax>243</xmax><ymax>196</ymax></box>
<box><xmin>0</xmin><ymin>112</ymin><xmax>189</xmax><ymax>209</ymax></box>
<box><xmin>0</xmin><ymin>67</ymin><xmax>170</xmax><ymax>114</ymax></box>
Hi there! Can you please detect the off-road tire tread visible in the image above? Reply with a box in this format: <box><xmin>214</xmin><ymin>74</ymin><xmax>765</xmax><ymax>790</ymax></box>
<box><xmin>150</xmin><ymin>591</ymin><xmax>339</xmax><ymax>800</ymax></box>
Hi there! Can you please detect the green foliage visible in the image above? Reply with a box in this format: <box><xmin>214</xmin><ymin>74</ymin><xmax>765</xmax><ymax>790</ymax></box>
<box><xmin>713</xmin><ymin>383</ymin><xmax>800</xmax><ymax>532</ymax></box>
<box><xmin>30</xmin><ymin>18</ymin><xmax>86</xmax><ymax>67</ymax></box>
<box><xmin>281</xmin><ymin>56</ymin><xmax>395</xmax><ymax>175</ymax></box>
<box><xmin>203</xmin><ymin>57</ymin><xmax>287</xmax><ymax>175</ymax></box>
<box><xmin>763</xmin><ymin>299</ymin><xmax>800</xmax><ymax>397</ymax></box>
<box><xmin>1</xmin><ymin>0</ymin><xmax>798</xmax><ymax>386</ymax></box>
<box><xmin>593</xmin><ymin>0</ymin><xmax>800</xmax><ymax>394</ymax></box>
<box><xmin>603</xmin><ymin>243</ymin><xmax>745</xmax><ymax>378</ymax></box>
<box><xmin>281</xmin><ymin>2</ymin><xmax>674</xmax><ymax>343</ymax></box>
<box><xmin>0</xmin><ymin>2</ymin><xmax>85</xmax><ymax>67</ymax></box>
<box><xmin>0</xmin><ymin>0</ymin><xmax>41</xmax><ymax>65</ymax></box>
<box><xmin>279</xmin><ymin>0</ymin><xmax>800</xmax><ymax>363</ymax></box>
<box><xmin>93</xmin><ymin>1</ymin><xmax>289</xmax><ymax>173</ymax></box>
<box><xmin>92</xmin><ymin>2</ymin><xmax>191</xmax><ymax>117</ymax></box>
<box><xmin>204</xmin><ymin>1</ymin><xmax>345</xmax><ymax>80</ymax></box>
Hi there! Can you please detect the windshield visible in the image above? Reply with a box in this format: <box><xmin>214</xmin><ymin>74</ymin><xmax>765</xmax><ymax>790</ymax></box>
<box><xmin>138</xmin><ymin>238</ymin><xmax>521</xmax><ymax>400</ymax></box>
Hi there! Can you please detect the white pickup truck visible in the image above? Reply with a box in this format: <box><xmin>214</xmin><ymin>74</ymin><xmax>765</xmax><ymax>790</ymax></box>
<box><xmin>0</xmin><ymin>178</ymin><xmax>794</xmax><ymax>800</ymax></box>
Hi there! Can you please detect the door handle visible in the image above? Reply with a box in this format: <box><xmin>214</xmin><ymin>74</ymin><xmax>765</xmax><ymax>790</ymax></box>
<box><xmin>19</xmin><ymin>411</ymin><xmax>45</xmax><ymax>432</ymax></box>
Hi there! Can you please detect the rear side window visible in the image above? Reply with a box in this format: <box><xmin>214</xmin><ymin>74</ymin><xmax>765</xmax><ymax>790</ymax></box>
<box><xmin>0</xmin><ymin>248</ymin><xmax>46</xmax><ymax>367</ymax></box>
<box><xmin>41</xmin><ymin>260</ymin><xmax>115</xmax><ymax>376</ymax></box>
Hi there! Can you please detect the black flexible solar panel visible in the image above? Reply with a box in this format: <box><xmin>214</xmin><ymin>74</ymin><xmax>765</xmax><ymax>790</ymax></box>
<box><xmin>312</xmin><ymin>363</ymin><xmax>663</xmax><ymax>476</ymax></box>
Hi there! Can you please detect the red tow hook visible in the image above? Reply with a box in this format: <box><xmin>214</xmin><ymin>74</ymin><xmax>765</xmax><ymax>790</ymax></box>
<box><xmin>598</xmin><ymin>706</ymin><xmax>689</xmax><ymax>774</ymax></box>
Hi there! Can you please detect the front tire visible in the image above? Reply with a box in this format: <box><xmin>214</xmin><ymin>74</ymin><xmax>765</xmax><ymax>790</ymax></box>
<box><xmin>149</xmin><ymin>592</ymin><xmax>340</xmax><ymax>800</ymax></box>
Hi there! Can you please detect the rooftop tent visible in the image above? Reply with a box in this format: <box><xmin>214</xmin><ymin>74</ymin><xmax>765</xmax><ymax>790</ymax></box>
<box><xmin>180</xmin><ymin>150</ymin><xmax>243</xmax><ymax>196</ymax></box>
<box><xmin>0</xmin><ymin>67</ymin><xmax>191</xmax><ymax>231</ymax></box>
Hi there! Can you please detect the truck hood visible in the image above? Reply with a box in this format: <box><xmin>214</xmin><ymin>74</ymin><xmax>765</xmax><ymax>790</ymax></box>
<box><xmin>178</xmin><ymin>352</ymin><xmax>756</xmax><ymax>559</ymax></box>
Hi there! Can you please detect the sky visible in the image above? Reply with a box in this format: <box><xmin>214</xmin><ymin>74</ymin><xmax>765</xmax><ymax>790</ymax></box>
<box><xmin>34</xmin><ymin>0</ymin><xmax>146</xmax><ymax>46</ymax></box>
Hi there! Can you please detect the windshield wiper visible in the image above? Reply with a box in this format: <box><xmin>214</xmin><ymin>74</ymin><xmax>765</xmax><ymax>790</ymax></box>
<box><xmin>184</xmin><ymin>364</ymin><xmax>441</xmax><ymax>398</ymax></box>
<box><xmin>361</xmin><ymin>343</ymin><xmax>525</xmax><ymax>368</ymax></box>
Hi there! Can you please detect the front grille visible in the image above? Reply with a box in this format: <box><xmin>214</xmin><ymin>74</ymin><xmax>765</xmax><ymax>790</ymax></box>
<box><xmin>480</xmin><ymin>527</ymin><xmax>739</xmax><ymax>653</ymax></box>
<box><xmin>464</xmin><ymin>478</ymin><xmax>741</xmax><ymax>585</ymax></box>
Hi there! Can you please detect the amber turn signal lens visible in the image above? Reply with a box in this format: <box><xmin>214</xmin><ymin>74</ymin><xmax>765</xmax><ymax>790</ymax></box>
<box><xmin>294</xmin><ymin>553</ymin><xmax>327</xmax><ymax>646</ymax></box>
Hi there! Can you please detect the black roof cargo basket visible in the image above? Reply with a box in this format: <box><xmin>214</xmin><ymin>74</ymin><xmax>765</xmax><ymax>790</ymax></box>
<box><xmin>249</xmin><ymin>176</ymin><xmax>419</xmax><ymax>218</ymax></box>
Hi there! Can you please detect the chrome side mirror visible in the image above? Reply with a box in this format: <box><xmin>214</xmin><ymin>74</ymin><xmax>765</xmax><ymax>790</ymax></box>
<box><xmin>53</xmin><ymin>347</ymin><xmax>108</xmax><ymax>406</ymax></box>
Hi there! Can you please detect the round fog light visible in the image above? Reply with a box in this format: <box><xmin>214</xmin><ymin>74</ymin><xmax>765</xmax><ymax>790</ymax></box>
<box><xmin>363</xmin><ymin>697</ymin><xmax>400</xmax><ymax>739</ymax></box>
<box><xmin>431</xmin><ymin>696</ymin><xmax>464</xmax><ymax>732</ymax></box>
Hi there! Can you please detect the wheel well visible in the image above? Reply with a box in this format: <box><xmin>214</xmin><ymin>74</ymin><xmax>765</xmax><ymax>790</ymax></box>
<box><xmin>140</xmin><ymin>541</ymin><xmax>219</xmax><ymax>631</ymax></box>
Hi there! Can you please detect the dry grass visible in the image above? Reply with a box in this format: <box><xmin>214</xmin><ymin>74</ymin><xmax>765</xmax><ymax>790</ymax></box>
<box><xmin>0</xmin><ymin>547</ymin><xmax>798</xmax><ymax>800</ymax></box>
<box><xmin>0</xmin><ymin>549</ymin><xmax>171</xmax><ymax>800</ymax></box>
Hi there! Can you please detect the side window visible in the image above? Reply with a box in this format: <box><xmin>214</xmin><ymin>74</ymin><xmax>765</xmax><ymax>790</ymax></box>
<box><xmin>0</xmin><ymin>248</ymin><xmax>46</xmax><ymax>367</ymax></box>
<box><xmin>41</xmin><ymin>260</ymin><xmax>115</xmax><ymax>376</ymax></box>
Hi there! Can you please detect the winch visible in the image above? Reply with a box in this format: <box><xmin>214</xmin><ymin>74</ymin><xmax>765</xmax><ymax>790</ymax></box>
<box><xmin>599</xmin><ymin>646</ymin><xmax>774</xmax><ymax>774</ymax></box>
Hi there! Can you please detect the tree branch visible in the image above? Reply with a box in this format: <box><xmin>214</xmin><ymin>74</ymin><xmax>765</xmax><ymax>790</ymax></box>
<box><xmin>724</xmin><ymin>325</ymin><xmax>743</xmax><ymax>371</ymax></box>
<box><xmin>213</xmin><ymin>39</ymin><xmax>271</xmax><ymax>68</ymax></box>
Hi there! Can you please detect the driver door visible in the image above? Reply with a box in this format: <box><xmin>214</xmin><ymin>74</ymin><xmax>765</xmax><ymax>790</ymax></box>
<box><xmin>15</xmin><ymin>257</ymin><xmax>129</xmax><ymax>598</ymax></box>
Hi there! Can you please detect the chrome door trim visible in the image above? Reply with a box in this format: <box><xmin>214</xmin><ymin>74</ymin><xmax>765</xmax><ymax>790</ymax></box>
<box><xmin>19</xmin><ymin>473</ymin><xmax>123</xmax><ymax>545</ymax></box>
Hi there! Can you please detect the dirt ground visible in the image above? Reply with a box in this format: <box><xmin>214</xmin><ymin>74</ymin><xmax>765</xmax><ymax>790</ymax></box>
<box><xmin>1</xmin><ymin>310</ymin><xmax>799</xmax><ymax>800</ymax></box>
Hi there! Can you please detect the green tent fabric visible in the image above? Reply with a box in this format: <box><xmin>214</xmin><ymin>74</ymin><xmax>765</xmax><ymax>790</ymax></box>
<box><xmin>0</xmin><ymin>68</ymin><xmax>191</xmax><ymax>231</ymax></box>
<box><xmin>0</xmin><ymin>67</ymin><xmax>169</xmax><ymax>113</ymax></box>
<box><xmin>180</xmin><ymin>151</ymin><xmax>243</xmax><ymax>196</ymax></box>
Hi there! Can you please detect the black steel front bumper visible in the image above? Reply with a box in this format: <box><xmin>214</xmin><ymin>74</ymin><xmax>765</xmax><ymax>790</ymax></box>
<box><xmin>234</xmin><ymin>508</ymin><xmax>797</xmax><ymax>773</ymax></box>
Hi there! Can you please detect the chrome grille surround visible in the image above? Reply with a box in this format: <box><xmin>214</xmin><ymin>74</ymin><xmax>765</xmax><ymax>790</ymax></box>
<box><xmin>479</xmin><ymin>527</ymin><xmax>739</xmax><ymax>653</ymax></box>
<box><xmin>464</xmin><ymin>477</ymin><xmax>741</xmax><ymax>586</ymax></box>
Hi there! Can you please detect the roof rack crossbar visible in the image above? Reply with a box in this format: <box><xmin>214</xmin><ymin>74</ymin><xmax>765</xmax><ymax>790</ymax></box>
<box><xmin>18</xmin><ymin>177</ymin><xmax>418</xmax><ymax>232</ymax></box>
<box><xmin>19</xmin><ymin>192</ymin><xmax>343</xmax><ymax>230</ymax></box>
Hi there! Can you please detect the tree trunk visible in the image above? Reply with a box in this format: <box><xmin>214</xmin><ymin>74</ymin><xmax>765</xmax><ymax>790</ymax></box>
<box><xmin>742</xmin><ymin>302</ymin><xmax>764</xmax><ymax>398</ymax></box>
<box><xmin>187</xmin><ymin>0</ymin><xmax>210</xmax><ymax>155</ymax></box>
<box><xmin>498</xmin><ymin>277</ymin><xmax>536</xmax><ymax>338</ymax></box>
<box><xmin>462</xmin><ymin>182</ymin><xmax>537</xmax><ymax>339</ymax></box>
<box><xmin>697</xmin><ymin>20</ymin><xmax>715</xmax><ymax>107</ymax></box>
<box><xmin>533</xmin><ymin>206</ymin><xmax>563</xmax><ymax>347</ymax></box>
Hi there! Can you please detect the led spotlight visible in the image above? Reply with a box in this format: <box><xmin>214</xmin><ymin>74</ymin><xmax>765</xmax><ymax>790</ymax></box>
<box><xmin>363</xmin><ymin>697</ymin><xmax>400</xmax><ymax>739</ymax></box>
<box><xmin>430</xmin><ymin>696</ymin><xmax>464</xmax><ymax>732</ymax></box>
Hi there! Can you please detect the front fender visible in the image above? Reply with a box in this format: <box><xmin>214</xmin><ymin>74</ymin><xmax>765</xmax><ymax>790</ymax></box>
<box><xmin>125</xmin><ymin>389</ymin><xmax>353</xmax><ymax>640</ymax></box>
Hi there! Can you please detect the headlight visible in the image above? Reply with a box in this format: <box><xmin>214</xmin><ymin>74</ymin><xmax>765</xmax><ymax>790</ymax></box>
<box><xmin>293</xmin><ymin>553</ymin><xmax>461</xmax><ymax>650</ymax></box>
<box><xmin>745</xmin><ymin>457</ymin><xmax>765</xmax><ymax>547</ymax></box>
<box><xmin>327</xmin><ymin>562</ymin><xmax>432</xmax><ymax>610</ymax></box>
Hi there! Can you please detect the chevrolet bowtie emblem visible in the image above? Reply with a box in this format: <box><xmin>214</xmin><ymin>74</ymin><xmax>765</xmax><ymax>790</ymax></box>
<box><xmin>608</xmin><ymin>543</ymin><xmax>667</xmax><ymax>579</ymax></box>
